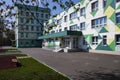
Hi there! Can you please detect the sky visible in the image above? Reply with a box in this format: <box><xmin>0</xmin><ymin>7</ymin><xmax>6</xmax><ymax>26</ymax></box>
<box><xmin>4</xmin><ymin>0</ymin><xmax>80</xmax><ymax>15</ymax></box>
<box><xmin>1</xmin><ymin>0</ymin><xmax>80</xmax><ymax>29</ymax></box>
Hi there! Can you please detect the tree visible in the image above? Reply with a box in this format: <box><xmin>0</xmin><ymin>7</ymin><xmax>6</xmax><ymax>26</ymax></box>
<box><xmin>0</xmin><ymin>0</ymin><xmax>78</xmax><ymax>46</ymax></box>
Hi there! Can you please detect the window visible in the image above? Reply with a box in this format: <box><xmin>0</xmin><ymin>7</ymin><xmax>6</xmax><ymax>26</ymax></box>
<box><xmin>80</xmin><ymin>22</ymin><xmax>85</xmax><ymax>30</ymax></box>
<box><xmin>83</xmin><ymin>37</ymin><xmax>87</xmax><ymax>45</ymax></box>
<box><xmin>31</xmin><ymin>26</ymin><xmax>34</xmax><ymax>31</ymax></box>
<box><xmin>103</xmin><ymin>35</ymin><xmax>107</xmax><ymax>46</ymax></box>
<box><xmin>36</xmin><ymin>26</ymin><xmax>39</xmax><ymax>31</ymax></box>
<box><xmin>91</xmin><ymin>16</ymin><xmax>107</xmax><ymax>28</ymax></box>
<box><xmin>103</xmin><ymin>0</ymin><xmax>107</xmax><ymax>8</ymax></box>
<box><xmin>20</xmin><ymin>11</ymin><xmax>24</xmax><ymax>16</ymax></box>
<box><xmin>92</xmin><ymin>36</ymin><xmax>98</xmax><ymax>45</ymax></box>
<box><xmin>80</xmin><ymin>7</ymin><xmax>85</xmax><ymax>16</ymax></box>
<box><xmin>31</xmin><ymin>12</ymin><xmax>34</xmax><ymax>16</ymax></box>
<box><xmin>116</xmin><ymin>13</ymin><xmax>120</xmax><ymax>24</ymax></box>
<box><xmin>26</xmin><ymin>33</ymin><xmax>28</xmax><ymax>38</ymax></box>
<box><xmin>51</xmin><ymin>31</ymin><xmax>55</xmax><ymax>33</ymax></box>
<box><xmin>26</xmin><ymin>42</ymin><xmax>29</xmax><ymax>45</ymax></box>
<box><xmin>36</xmin><ymin>20</ymin><xmax>39</xmax><ymax>24</ymax></box>
<box><xmin>26</xmin><ymin>26</ymin><xmax>29</xmax><ymax>31</ymax></box>
<box><xmin>41</xmin><ymin>13</ymin><xmax>44</xmax><ymax>18</ymax></box>
<box><xmin>31</xmin><ymin>40</ymin><xmax>34</xmax><ymax>44</ymax></box>
<box><xmin>45</xmin><ymin>14</ymin><xmax>49</xmax><ymax>18</ymax></box>
<box><xmin>64</xmin><ymin>16</ymin><xmax>68</xmax><ymax>22</ymax></box>
<box><xmin>36</xmin><ymin>13</ymin><xmax>39</xmax><ymax>17</ymax></box>
<box><xmin>57</xmin><ymin>19</ymin><xmax>62</xmax><ymax>24</ymax></box>
<box><xmin>115</xmin><ymin>34</ymin><xmax>120</xmax><ymax>45</ymax></box>
<box><xmin>64</xmin><ymin>27</ymin><xmax>67</xmax><ymax>30</ymax></box>
<box><xmin>21</xmin><ymin>33</ymin><xmax>24</xmax><ymax>38</ymax></box>
<box><xmin>70</xmin><ymin>12</ymin><xmax>77</xmax><ymax>20</ymax></box>
<box><xmin>37</xmin><ymin>33</ymin><xmax>40</xmax><ymax>36</ymax></box>
<box><xmin>116</xmin><ymin>0</ymin><xmax>120</xmax><ymax>3</ymax></box>
<box><xmin>70</xmin><ymin>24</ymin><xmax>79</xmax><ymax>31</ymax></box>
<box><xmin>59</xmin><ymin>29</ymin><xmax>62</xmax><ymax>32</ymax></box>
<box><xmin>26</xmin><ymin>12</ymin><xmax>29</xmax><ymax>16</ymax></box>
<box><xmin>31</xmin><ymin>18</ymin><xmax>34</xmax><ymax>24</ymax></box>
<box><xmin>91</xmin><ymin>1</ymin><xmax>98</xmax><ymax>12</ymax></box>
<box><xmin>20</xmin><ymin>41</ymin><xmax>23</xmax><ymax>45</ymax></box>
<box><xmin>20</xmin><ymin>18</ymin><xmax>24</xmax><ymax>23</ymax></box>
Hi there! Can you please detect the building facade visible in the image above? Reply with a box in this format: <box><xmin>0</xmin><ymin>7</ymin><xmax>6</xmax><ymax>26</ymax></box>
<box><xmin>39</xmin><ymin>0</ymin><xmax>120</xmax><ymax>53</ymax></box>
<box><xmin>15</xmin><ymin>4</ymin><xmax>50</xmax><ymax>48</ymax></box>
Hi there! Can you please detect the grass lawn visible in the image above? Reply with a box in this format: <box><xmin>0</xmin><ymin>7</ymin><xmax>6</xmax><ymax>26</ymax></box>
<box><xmin>5</xmin><ymin>48</ymin><xmax>21</xmax><ymax>52</ymax></box>
<box><xmin>0</xmin><ymin>58</ymin><xmax>70</xmax><ymax>80</ymax></box>
<box><xmin>0</xmin><ymin>53</ymin><xmax>28</xmax><ymax>57</ymax></box>
<box><xmin>0</xmin><ymin>48</ymin><xmax>21</xmax><ymax>53</ymax></box>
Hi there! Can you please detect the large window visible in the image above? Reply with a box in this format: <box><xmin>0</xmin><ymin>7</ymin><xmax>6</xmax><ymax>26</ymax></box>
<box><xmin>70</xmin><ymin>12</ymin><xmax>77</xmax><ymax>20</ymax></box>
<box><xmin>92</xmin><ymin>36</ymin><xmax>98</xmax><ymax>45</ymax></box>
<box><xmin>80</xmin><ymin>22</ymin><xmax>85</xmax><ymax>30</ymax></box>
<box><xmin>103</xmin><ymin>0</ymin><xmax>107</xmax><ymax>8</ymax></box>
<box><xmin>103</xmin><ymin>35</ymin><xmax>107</xmax><ymax>46</ymax></box>
<box><xmin>91</xmin><ymin>1</ymin><xmax>98</xmax><ymax>12</ymax></box>
<box><xmin>80</xmin><ymin>7</ymin><xmax>85</xmax><ymax>16</ymax></box>
<box><xmin>116</xmin><ymin>13</ymin><xmax>120</xmax><ymax>24</ymax></box>
<box><xmin>70</xmin><ymin>24</ymin><xmax>79</xmax><ymax>31</ymax></box>
<box><xmin>115</xmin><ymin>34</ymin><xmax>120</xmax><ymax>45</ymax></box>
<box><xmin>91</xmin><ymin>16</ymin><xmax>107</xmax><ymax>28</ymax></box>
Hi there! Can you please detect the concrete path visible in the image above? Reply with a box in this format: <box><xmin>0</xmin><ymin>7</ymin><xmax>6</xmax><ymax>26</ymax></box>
<box><xmin>19</xmin><ymin>48</ymin><xmax>120</xmax><ymax>80</ymax></box>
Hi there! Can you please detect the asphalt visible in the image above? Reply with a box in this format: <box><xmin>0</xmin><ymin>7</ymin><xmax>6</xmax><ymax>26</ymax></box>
<box><xmin>19</xmin><ymin>48</ymin><xmax>120</xmax><ymax>80</ymax></box>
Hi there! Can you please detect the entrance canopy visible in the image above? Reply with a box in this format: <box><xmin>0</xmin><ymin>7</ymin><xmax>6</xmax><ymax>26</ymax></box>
<box><xmin>38</xmin><ymin>30</ymin><xmax>82</xmax><ymax>39</ymax></box>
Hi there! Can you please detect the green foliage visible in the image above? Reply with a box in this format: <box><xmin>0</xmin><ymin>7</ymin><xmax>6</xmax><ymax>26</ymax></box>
<box><xmin>0</xmin><ymin>58</ymin><xmax>69</xmax><ymax>80</ymax></box>
<box><xmin>53</xmin><ymin>6</ymin><xmax>57</xmax><ymax>10</ymax></box>
<box><xmin>52</xmin><ymin>0</ymin><xmax>58</xmax><ymax>2</ymax></box>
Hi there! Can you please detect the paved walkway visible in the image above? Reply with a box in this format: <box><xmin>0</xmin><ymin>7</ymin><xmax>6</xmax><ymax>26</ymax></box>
<box><xmin>19</xmin><ymin>48</ymin><xmax>120</xmax><ymax>80</ymax></box>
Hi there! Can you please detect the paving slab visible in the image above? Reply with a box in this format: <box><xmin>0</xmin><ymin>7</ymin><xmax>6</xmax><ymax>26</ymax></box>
<box><xmin>19</xmin><ymin>48</ymin><xmax>120</xmax><ymax>80</ymax></box>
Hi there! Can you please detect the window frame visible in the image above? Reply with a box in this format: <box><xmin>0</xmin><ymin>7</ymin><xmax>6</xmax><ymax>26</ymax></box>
<box><xmin>64</xmin><ymin>15</ymin><xmax>68</xmax><ymax>22</ymax></box>
<box><xmin>70</xmin><ymin>12</ymin><xmax>77</xmax><ymax>20</ymax></box>
<box><xmin>80</xmin><ymin>22</ymin><xmax>86</xmax><ymax>30</ymax></box>
<box><xmin>91</xmin><ymin>16</ymin><xmax>107</xmax><ymax>28</ymax></box>
<box><xmin>70</xmin><ymin>24</ymin><xmax>78</xmax><ymax>31</ymax></box>
<box><xmin>116</xmin><ymin>12</ymin><xmax>120</xmax><ymax>24</ymax></box>
<box><xmin>102</xmin><ymin>35</ymin><xmax>107</xmax><ymax>46</ymax></box>
<box><xmin>80</xmin><ymin>7</ymin><xmax>86</xmax><ymax>16</ymax></box>
<box><xmin>91</xmin><ymin>1</ymin><xmax>98</xmax><ymax>12</ymax></box>
<box><xmin>92</xmin><ymin>36</ymin><xmax>98</xmax><ymax>45</ymax></box>
<box><xmin>115</xmin><ymin>34</ymin><xmax>120</xmax><ymax>45</ymax></box>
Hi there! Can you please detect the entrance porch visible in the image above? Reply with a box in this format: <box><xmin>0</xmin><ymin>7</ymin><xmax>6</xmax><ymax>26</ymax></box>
<box><xmin>38</xmin><ymin>30</ymin><xmax>85</xmax><ymax>52</ymax></box>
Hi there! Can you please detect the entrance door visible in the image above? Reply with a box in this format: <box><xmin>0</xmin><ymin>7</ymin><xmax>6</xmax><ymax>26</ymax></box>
<box><xmin>64</xmin><ymin>38</ymin><xmax>70</xmax><ymax>48</ymax></box>
<box><xmin>73</xmin><ymin>37</ymin><xmax>78</xmax><ymax>48</ymax></box>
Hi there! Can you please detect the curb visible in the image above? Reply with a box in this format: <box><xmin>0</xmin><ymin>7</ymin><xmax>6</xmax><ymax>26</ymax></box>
<box><xmin>26</xmin><ymin>54</ymin><xmax>72</xmax><ymax>80</ymax></box>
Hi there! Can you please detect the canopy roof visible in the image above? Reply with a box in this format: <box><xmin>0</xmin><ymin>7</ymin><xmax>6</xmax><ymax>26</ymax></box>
<box><xmin>38</xmin><ymin>30</ymin><xmax>82</xmax><ymax>39</ymax></box>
